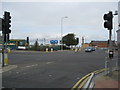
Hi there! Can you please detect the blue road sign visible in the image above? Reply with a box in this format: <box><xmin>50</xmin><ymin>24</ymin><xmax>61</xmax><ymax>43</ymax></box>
<box><xmin>50</xmin><ymin>40</ymin><xmax>58</xmax><ymax>44</ymax></box>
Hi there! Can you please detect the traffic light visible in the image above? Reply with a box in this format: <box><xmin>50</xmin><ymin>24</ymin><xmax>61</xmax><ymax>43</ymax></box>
<box><xmin>4</xmin><ymin>11</ymin><xmax>11</xmax><ymax>34</ymax></box>
<box><xmin>2</xmin><ymin>18</ymin><xmax>5</xmax><ymax>34</ymax></box>
<box><xmin>76</xmin><ymin>38</ymin><xmax>79</xmax><ymax>44</ymax></box>
<box><xmin>103</xmin><ymin>11</ymin><xmax>113</xmax><ymax>30</ymax></box>
<box><xmin>2</xmin><ymin>11</ymin><xmax>11</xmax><ymax>42</ymax></box>
<box><xmin>27</xmin><ymin>37</ymin><xmax>29</xmax><ymax>44</ymax></box>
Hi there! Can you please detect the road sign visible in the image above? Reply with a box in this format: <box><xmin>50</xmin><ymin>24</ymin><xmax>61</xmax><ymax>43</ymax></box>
<box><xmin>50</xmin><ymin>40</ymin><xmax>58</xmax><ymax>44</ymax></box>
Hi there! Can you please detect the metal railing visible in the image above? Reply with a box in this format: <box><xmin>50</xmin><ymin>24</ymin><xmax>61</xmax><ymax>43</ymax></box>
<box><xmin>105</xmin><ymin>55</ymin><xmax>119</xmax><ymax>75</ymax></box>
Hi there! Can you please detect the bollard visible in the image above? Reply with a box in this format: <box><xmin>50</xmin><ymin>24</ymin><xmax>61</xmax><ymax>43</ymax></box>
<box><xmin>4</xmin><ymin>53</ymin><xmax>8</xmax><ymax>66</ymax></box>
<box><xmin>79</xmin><ymin>48</ymin><xmax>81</xmax><ymax>51</ymax></box>
<box><xmin>46</xmin><ymin>48</ymin><xmax>48</xmax><ymax>52</ymax></box>
<box><xmin>51</xmin><ymin>48</ymin><xmax>53</xmax><ymax>52</ymax></box>
<box><xmin>75</xmin><ymin>48</ymin><xmax>78</xmax><ymax>52</ymax></box>
<box><xmin>7</xmin><ymin>49</ymin><xmax>11</xmax><ymax>53</ymax></box>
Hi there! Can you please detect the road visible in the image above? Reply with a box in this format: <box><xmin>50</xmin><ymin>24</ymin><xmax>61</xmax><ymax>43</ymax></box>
<box><xmin>2</xmin><ymin>49</ymin><xmax>107</xmax><ymax>88</ymax></box>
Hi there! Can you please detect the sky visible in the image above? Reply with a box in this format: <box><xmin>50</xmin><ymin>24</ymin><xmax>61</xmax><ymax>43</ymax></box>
<box><xmin>0</xmin><ymin>0</ymin><xmax>119</xmax><ymax>45</ymax></box>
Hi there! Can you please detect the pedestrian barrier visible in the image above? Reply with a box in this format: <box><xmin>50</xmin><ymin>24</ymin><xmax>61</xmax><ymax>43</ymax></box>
<box><xmin>105</xmin><ymin>56</ymin><xmax>119</xmax><ymax>75</ymax></box>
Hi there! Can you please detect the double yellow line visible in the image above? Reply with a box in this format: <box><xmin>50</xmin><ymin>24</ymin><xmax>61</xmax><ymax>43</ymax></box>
<box><xmin>71</xmin><ymin>68</ymin><xmax>106</xmax><ymax>90</ymax></box>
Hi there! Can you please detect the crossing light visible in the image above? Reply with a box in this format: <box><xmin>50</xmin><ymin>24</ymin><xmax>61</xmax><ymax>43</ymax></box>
<box><xmin>103</xmin><ymin>11</ymin><xmax>113</xmax><ymax>30</ymax></box>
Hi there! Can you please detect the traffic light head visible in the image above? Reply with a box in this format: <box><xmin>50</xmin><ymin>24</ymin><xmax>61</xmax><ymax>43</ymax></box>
<box><xmin>2</xmin><ymin>19</ymin><xmax>5</xmax><ymax>34</ymax></box>
<box><xmin>2</xmin><ymin>11</ymin><xmax>11</xmax><ymax>42</ymax></box>
<box><xmin>4</xmin><ymin>11</ymin><xmax>11</xmax><ymax>34</ymax></box>
<box><xmin>27</xmin><ymin>37</ymin><xmax>29</xmax><ymax>44</ymax></box>
<box><xmin>103</xmin><ymin>11</ymin><xmax>113</xmax><ymax>30</ymax></box>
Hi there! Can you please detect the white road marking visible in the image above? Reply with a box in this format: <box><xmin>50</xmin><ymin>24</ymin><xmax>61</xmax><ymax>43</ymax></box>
<box><xmin>46</xmin><ymin>62</ymin><xmax>54</xmax><ymax>64</ymax></box>
<box><xmin>16</xmin><ymin>72</ymin><xmax>19</xmax><ymax>74</ymax></box>
<box><xmin>49</xmin><ymin>75</ymin><xmax>52</xmax><ymax>77</ymax></box>
<box><xmin>25</xmin><ymin>64</ymin><xmax>38</xmax><ymax>68</ymax></box>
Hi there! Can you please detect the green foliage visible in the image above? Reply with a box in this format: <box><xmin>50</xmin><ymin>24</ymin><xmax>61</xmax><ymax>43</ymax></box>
<box><xmin>34</xmin><ymin>40</ymin><xmax>39</xmax><ymax>48</ymax></box>
<box><xmin>62</xmin><ymin>33</ymin><xmax>79</xmax><ymax>46</ymax></box>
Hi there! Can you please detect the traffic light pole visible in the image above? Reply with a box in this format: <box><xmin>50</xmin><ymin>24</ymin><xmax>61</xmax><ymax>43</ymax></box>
<box><xmin>103</xmin><ymin>11</ymin><xmax>114</xmax><ymax>76</ymax></box>
<box><xmin>2</xmin><ymin>34</ymin><xmax>5</xmax><ymax>67</ymax></box>
<box><xmin>108</xmin><ymin>29</ymin><xmax>112</xmax><ymax>76</ymax></box>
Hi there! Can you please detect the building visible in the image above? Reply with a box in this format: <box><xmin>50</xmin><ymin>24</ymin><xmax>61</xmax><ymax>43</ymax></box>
<box><xmin>81</xmin><ymin>37</ymin><xmax>117</xmax><ymax>49</ymax></box>
<box><xmin>117</xmin><ymin>30</ymin><xmax>120</xmax><ymax>48</ymax></box>
<box><xmin>89</xmin><ymin>40</ymin><xmax>117</xmax><ymax>49</ymax></box>
<box><xmin>117</xmin><ymin>1</ymin><xmax>120</xmax><ymax>50</ymax></box>
<box><xmin>117</xmin><ymin>1</ymin><xmax>120</xmax><ymax>68</ymax></box>
<box><xmin>89</xmin><ymin>41</ymin><xmax>108</xmax><ymax>48</ymax></box>
<box><xmin>0</xmin><ymin>39</ymin><xmax>28</xmax><ymax>50</ymax></box>
<box><xmin>8</xmin><ymin>39</ymin><xmax>28</xmax><ymax>49</ymax></box>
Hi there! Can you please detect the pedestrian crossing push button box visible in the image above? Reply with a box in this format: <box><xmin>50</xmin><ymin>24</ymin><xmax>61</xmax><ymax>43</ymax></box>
<box><xmin>109</xmin><ymin>50</ymin><xmax>114</xmax><ymax>58</ymax></box>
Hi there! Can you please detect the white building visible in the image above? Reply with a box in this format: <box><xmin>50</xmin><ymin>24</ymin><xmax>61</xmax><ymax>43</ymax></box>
<box><xmin>117</xmin><ymin>1</ymin><xmax>120</xmax><ymax>48</ymax></box>
<box><xmin>117</xmin><ymin>1</ymin><xmax>120</xmax><ymax>68</ymax></box>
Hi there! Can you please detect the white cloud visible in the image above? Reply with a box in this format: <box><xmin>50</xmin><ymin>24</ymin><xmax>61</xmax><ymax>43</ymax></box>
<box><xmin>1</xmin><ymin>0</ymin><xmax>119</xmax><ymax>2</ymax></box>
<box><xmin>1</xmin><ymin>2</ymin><xmax>118</xmax><ymax>45</ymax></box>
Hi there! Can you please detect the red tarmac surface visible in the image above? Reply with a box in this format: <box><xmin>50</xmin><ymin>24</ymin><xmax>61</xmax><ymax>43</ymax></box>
<box><xmin>95</xmin><ymin>80</ymin><xmax>120</xmax><ymax>88</ymax></box>
<box><xmin>94</xmin><ymin>70</ymin><xmax>120</xmax><ymax>89</ymax></box>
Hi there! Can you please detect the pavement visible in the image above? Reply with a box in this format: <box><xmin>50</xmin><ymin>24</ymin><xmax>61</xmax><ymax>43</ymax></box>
<box><xmin>94</xmin><ymin>70</ymin><xmax>120</xmax><ymax>89</ymax></box>
<box><xmin>0</xmin><ymin>65</ymin><xmax>18</xmax><ymax>73</ymax></box>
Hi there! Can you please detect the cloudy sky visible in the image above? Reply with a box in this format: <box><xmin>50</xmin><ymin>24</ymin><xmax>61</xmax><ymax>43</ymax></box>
<box><xmin>0</xmin><ymin>0</ymin><xmax>119</xmax><ymax>45</ymax></box>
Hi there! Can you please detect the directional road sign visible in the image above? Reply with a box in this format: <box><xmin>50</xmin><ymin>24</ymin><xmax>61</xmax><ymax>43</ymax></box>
<box><xmin>50</xmin><ymin>40</ymin><xmax>58</xmax><ymax>44</ymax></box>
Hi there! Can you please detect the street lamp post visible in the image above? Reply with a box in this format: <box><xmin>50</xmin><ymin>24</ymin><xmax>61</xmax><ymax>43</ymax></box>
<box><xmin>61</xmin><ymin>16</ymin><xmax>68</xmax><ymax>51</ymax></box>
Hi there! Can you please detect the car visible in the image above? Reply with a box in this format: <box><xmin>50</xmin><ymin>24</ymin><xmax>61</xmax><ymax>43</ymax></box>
<box><xmin>90</xmin><ymin>47</ymin><xmax>95</xmax><ymax>51</ymax></box>
<box><xmin>85</xmin><ymin>47</ymin><xmax>92</xmax><ymax>52</ymax></box>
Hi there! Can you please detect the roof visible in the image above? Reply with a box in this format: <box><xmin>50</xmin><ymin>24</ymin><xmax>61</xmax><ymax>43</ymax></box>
<box><xmin>10</xmin><ymin>39</ymin><xmax>26</xmax><ymax>41</ymax></box>
<box><xmin>116</xmin><ymin>29</ymin><xmax>120</xmax><ymax>32</ymax></box>
<box><xmin>90</xmin><ymin>41</ymin><xmax>108</xmax><ymax>43</ymax></box>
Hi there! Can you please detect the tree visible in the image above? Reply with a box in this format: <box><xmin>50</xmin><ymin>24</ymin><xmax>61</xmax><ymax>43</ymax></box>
<box><xmin>62</xmin><ymin>33</ymin><xmax>79</xmax><ymax>46</ymax></box>
<box><xmin>34</xmin><ymin>39</ymin><xmax>39</xmax><ymax>48</ymax></box>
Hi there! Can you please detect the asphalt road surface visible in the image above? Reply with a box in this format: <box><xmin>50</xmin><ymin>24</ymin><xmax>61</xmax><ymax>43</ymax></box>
<box><xmin>2</xmin><ymin>49</ymin><xmax>107</xmax><ymax>88</ymax></box>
